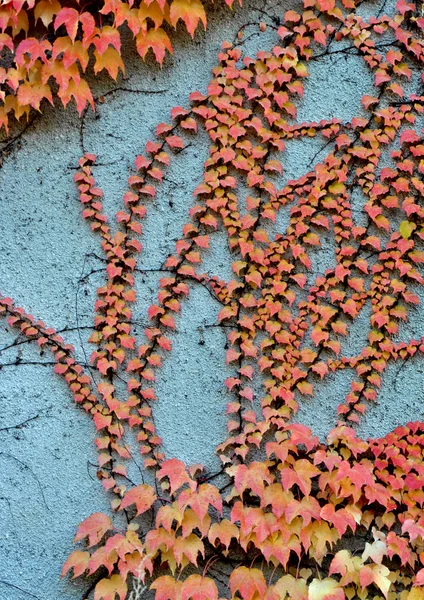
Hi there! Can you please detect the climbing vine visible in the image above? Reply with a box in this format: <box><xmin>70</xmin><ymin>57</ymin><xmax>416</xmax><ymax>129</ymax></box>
<box><xmin>2</xmin><ymin>0</ymin><xmax>424</xmax><ymax>598</ymax></box>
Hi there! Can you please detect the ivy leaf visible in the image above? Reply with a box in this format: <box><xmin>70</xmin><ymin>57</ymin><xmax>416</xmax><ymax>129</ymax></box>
<box><xmin>408</xmin><ymin>589</ymin><xmax>424</xmax><ymax>600</ymax></box>
<box><xmin>94</xmin><ymin>574</ymin><xmax>127</xmax><ymax>600</ymax></box>
<box><xmin>54</xmin><ymin>7</ymin><xmax>80</xmax><ymax>41</ymax></box>
<box><xmin>178</xmin><ymin>483</ymin><xmax>222</xmax><ymax>520</ymax></box>
<box><xmin>181</xmin><ymin>575</ymin><xmax>218</xmax><ymax>600</ymax></box>
<box><xmin>208</xmin><ymin>519</ymin><xmax>239</xmax><ymax>553</ymax></box>
<box><xmin>58</xmin><ymin>79</ymin><xmax>94</xmax><ymax>115</ymax></box>
<box><xmin>297</xmin><ymin>380</ymin><xmax>314</xmax><ymax>396</ymax></box>
<box><xmin>151</xmin><ymin>576</ymin><xmax>183</xmax><ymax>600</ymax></box>
<box><xmin>74</xmin><ymin>512</ymin><xmax>112</xmax><ymax>547</ymax></box>
<box><xmin>400</xmin><ymin>129</ymin><xmax>420</xmax><ymax>144</ymax></box>
<box><xmin>120</xmin><ymin>484</ymin><xmax>156</xmax><ymax>515</ymax></box>
<box><xmin>34</xmin><ymin>0</ymin><xmax>61</xmax><ymax>27</ymax></box>
<box><xmin>308</xmin><ymin>578</ymin><xmax>345</xmax><ymax>600</ymax></box>
<box><xmin>89</xmin><ymin>546</ymin><xmax>118</xmax><ymax>576</ymax></box>
<box><xmin>173</xmin><ymin>533</ymin><xmax>204</xmax><ymax>566</ymax></box>
<box><xmin>416</xmin><ymin>569</ymin><xmax>424</xmax><ymax>586</ymax></box>
<box><xmin>229</xmin><ymin>567</ymin><xmax>267</xmax><ymax>600</ymax></box>
<box><xmin>136</xmin><ymin>28</ymin><xmax>173</xmax><ymax>65</ymax></box>
<box><xmin>218</xmin><ymin>305</ymin><xmax>237</xmax><ymax>322</ymax></box>
<box><xmin>157</xmin><ymin>458</ymin><xmax>193</xmax><ymax>494</ymax></box>
<box><xmin>400</xmin><ymin>220</ymin><xmax>416</xmax><ymax>239</ymax></box>
<box><xmin>360</xmin><ymin>564</ymin><xmax>391</xmax><ymax>598</ymax></box>
<box><xmin>362</xmin><ymin>531</ymin><xmax>387</xmax><ymax>564</ymax></box>
<box><xmin>321</xmin><ymin>504</ymin><xmax>356</xmax><ymax>536</ymax></box>
<box><xmin>274</xmin><ymin>575</ymin><xmax>308</xmax><ymax>599</ymax></box>
<box><xmin>93</xmin><ymin>47</ymin><xmax>125</xmax><ymax>80</ymax></box>
<box><xmin>17</xmin><ymin>81</ymin><xmax>53</xmax><ymax>111</ymax></box>
<box><xmin>170</xmin><ymin>0</ymin><xmax>207</xmax><ymax>37</ymax></box>
<box><xmin>61</xmin><ymin>551</ymin><xmax>90</xmax><ymax>578</ymax></box>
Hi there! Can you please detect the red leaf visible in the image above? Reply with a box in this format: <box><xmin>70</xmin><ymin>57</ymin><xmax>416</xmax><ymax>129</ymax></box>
<box><xmin>166</xmin><ymin>135</ymin><xmax>184</xmax><ymax>149</ymax></box>
<box><xmin>55</xmin><ymin>8</ymin><xmax>79</xmax><ymax>41</ymax></box>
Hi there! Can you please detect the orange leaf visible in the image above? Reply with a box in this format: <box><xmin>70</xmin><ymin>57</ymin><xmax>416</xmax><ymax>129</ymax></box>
<box><xmin>151</xmin><ymin>576</ymin><xmax>183</xmax><ymax>600</ymax></box>
<box><xmin>120</xmin><ymin>484</ymin><xmax>157</xmax><ymax>515</ymax></box>
<box><xmin>74</xmin><ymin>512</ymin><xmax>112</xmax><ymax>547</ymax></box>
<box><xmin>208</xmin><ymin>519</ymin><xmax>239</xmax><ymax>552</ymax></box>
<box><xmin>17</xmin><ymin>81</ymin><xmax>53</xmax><ymax>111</ymax></box>
<box><xmin>296</xmin><ymin>380</ymin><xmax>314</xmax><ymax>396</ymax></box>
<box><xmin>35</xmin><ymin>0</ymin><xmax>61</xmax><ymax>27</ymax></box>
<box><xmin>94</xmin><ymin>574</ymin><xmax>128</xmax><ymax>600</ymax></box>
<box><xmin>181</xmin><ymin>575</ymin><xmax>218</xmax><ymax>600</ymax></box>
<box><xmin>93</xmin><ymin>47</ymin><xmax>125</xmax><ymax>80</ymax></box>
<box><xmin>166</xmin><ymin>135</ymin><xmax>184</xmax><ymax>149</ymax></box>
<box><xmin>136</xmin><ymin>28</ymin><xmax>173</xmax><ymax>65</ymax></box>
<box><xmin>61</xmin><ymin>550</ymin><xmax>90</xmax><ymax>578</ymax></box>
<box><xmin>230</xmin><ymin>567</ymin><xmax>267</xmax><ymax>600</ymax></box>
<box><xmin>58</xmin><ymin>79</ymin><xmax>94</xmax><ymax>115</ymax></box>
<box><xmin>178</xmin><ymin>483</ymin><xmax>222</xmax><ymax>520</ymax></box>
<box><xmin>173</xmin><ymin>533</ymin><xmax>204</xmax><ymax>565</ymax></box>
<box><xmin>218</xmin><ymin>305</ymin><xmax>237</xmax><ymax>322</ymax></box>
<box><xmin>169</xmin><ymin>0</ymin><xmax>207</xmax><ymax>37</ymax></box>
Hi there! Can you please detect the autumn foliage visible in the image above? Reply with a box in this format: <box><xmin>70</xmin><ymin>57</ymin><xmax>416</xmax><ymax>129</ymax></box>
<box><xmin>0</xmin><ymin>0</ymin><xmax>241</xmax><ymax>130</ymax></box>
<box><xmin>2</xmin><ymin>0</ymin><xmax>424</xmax><ymax>598</ymax></box>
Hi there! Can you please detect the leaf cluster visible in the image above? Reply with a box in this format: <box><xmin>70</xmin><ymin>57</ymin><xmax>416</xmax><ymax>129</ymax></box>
<box><xmin>0</xmin><ymin>0</ymin><xmax>240</xmax><ymax>129</ymax></box>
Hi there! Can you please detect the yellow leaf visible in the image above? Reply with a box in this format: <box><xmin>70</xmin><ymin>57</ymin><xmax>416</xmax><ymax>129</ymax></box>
<box><xmin>400</xmin><ymin>220</ymin><xmax>415</xmax><ymax>239</ymax></box>
<box><xmin>372</xmin><ymin>564</ymin><xmax>391</xmax><ymax>598</ymax></box>
<box><xmin>329</xmin><ymin>182</ymin><xmax>346</xmax><ymax>194</ymax></box>
<box><xmin>275</xmin><ymin>574</ymin><xmax>308</xmax><ymax>600</ymax></box>
<box><xmin>208</xmin><ymin>519</ymin><xmax>239</xmax><ymax>553</ymax></box>
<box><xmin>308</xmin><ymin>577</ymin><xmax>345</xmax><ymax>600</ymax></box>
<box><xmin>94</xmin><ymin>575</ymin><xmax>127</xmax><ymax>600</ymax></box>
<box><xmin>408</xmin><ymin>589</ymin><xmax>424</xmax><ymax>600</ymax></box>
<box><xmin>297</xmin><ymin>380</ymin><xmax>314</xmax><ymax>396</ymax></box>
<box><xmin>34</xmin><ymin>0</ymin><xmax>61</xmax><ymax>27</ymax></box>
<box><xmin>138</xmin><ymin>1</ymin><xmax>166</xmax><ymax>31</ymax></box>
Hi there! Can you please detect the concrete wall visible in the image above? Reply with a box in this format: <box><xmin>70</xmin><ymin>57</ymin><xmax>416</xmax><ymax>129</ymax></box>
<box><xmin>1</xmin><ymin>0</ymin><xmax>423</xmax><ymax>598</ymax></box>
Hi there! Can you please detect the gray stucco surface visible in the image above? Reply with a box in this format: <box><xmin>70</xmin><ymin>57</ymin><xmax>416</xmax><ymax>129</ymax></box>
<box><xmin>0</xmin><ymin>0</ymin><xmax>423</xmax><ymax>598</ymax></box>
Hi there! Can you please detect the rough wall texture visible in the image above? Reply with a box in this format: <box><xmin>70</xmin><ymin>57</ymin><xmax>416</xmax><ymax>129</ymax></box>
<box><xmin>1</xmin><ymin>0</ymin><xmax>423</xmax><ymax>598</ymax></box>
